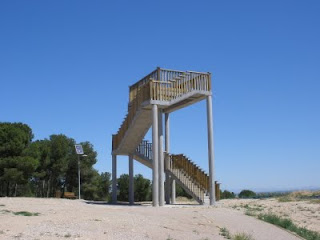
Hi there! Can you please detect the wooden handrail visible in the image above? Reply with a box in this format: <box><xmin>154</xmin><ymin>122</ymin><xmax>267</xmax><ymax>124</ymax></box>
<box><xmin>168</xmin><ymin>154</ymin><xmax>210</xmax><ymax>192</ymax></box>
<box><xmin>113</xmin><ymin>82</ymin><xmax>151</xmax><ymax>151</ymax></box>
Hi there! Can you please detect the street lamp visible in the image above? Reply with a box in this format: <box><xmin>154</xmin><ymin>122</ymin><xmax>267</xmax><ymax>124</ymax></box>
<box><xmin>77</xmin><ymin>154</ymin><xmax>87</xmax><ymax>199</ymax></box>
<box><xmin>75</xmin><ymin>144</ymin><xmax>87</xmax><ymax>200</ymax></box>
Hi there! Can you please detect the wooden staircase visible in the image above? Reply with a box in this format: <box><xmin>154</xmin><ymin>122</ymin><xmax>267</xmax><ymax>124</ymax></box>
<box><xmin>133</xmin><ymin>140</ymin><xmax>216</xmax><ymax>204</ymax></box>
<box><xmin>112</xmin><ymin>68</ymin><xmax>217</xmax><ymax>204</ymax></box>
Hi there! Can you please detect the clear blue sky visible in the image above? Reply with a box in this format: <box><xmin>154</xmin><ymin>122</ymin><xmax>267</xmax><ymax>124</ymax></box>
<box><xmin>1</xmin><ymin>1</ymin><xmax>319</xmax><ymax>192</ymax></box>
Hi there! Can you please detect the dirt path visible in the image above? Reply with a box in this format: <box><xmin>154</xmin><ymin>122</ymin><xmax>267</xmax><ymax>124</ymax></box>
<box><xmin>0</xmin><ymin>198</ymin><xmax>301</xmax><ymax>240</ymax></box>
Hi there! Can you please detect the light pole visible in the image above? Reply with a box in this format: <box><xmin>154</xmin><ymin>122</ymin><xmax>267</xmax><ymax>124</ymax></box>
<box><xmin>75</xmin><ymin>144</ymin><xmax>87</xmax><ymax>200</ymax></box>
<box><xmin>77</xmin><ymin>154</ymin><xmax>87</xmax><ymax>199</ymax></box>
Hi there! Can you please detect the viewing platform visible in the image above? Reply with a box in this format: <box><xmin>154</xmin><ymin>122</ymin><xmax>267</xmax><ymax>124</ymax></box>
<box><xmin>112</xmin><ymin>68</ymin><xmax>212</xmax><ymax>155</ymax></box>
<box><xmin>111</xmin><ymin>67</ymin><xmax>216</xmax><ymax>206</ymax></box>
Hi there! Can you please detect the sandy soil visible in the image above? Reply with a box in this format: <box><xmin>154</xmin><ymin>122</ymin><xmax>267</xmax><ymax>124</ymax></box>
<box><xmin>219</xmin><ymin>198</ymin><xmax>320</xmax><ymax>233</ymax></box>
<box><xmin>0</xmin><ymin>197</ymin><xmax>303</xmax><ymax>240</ymax></box>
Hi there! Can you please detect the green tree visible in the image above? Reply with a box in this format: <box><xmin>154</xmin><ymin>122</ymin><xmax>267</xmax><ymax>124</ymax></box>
<box><xmin>134</xmin><ymin>174</ymin><xmax>151</xmax><ymax>201</ymax></box>
<box><xmin>220</xmin><ymin>190</ymin><xmax>236</xmax><ymax>199</ymax></box>
<box><xmin>0</xmin><ymin>122</ymin><xmax>33</xmax><ymax>157</ymax></box>
<box><xmin>99</xmin><ymin>172</ymin><xmax>111</xmax><ymax>200</ymax></box>
<box><xmin>24</xmin><ymin>140</ymin><xmax>51</xmax><ymax>197</ymax></box>
<box><xmin>0</xmin><ymin>122</ymin><xmax>107</xmax><ymax>200</ymax></box>
<box><xmin>81</xmin><ymin>171</ymin><xmax>111</xmax><ymax>201</ymax></box>
<box><xmin>176</xmin><ymin>183</ymin><xmax>192</xmax><ymax>199</ymax></box>
<box><xmin>117</xmin><ymin>174</ymin><xmax>129</xmax><ymax>201</ymax></box>
<box><xmin>239</xmin><ymin>189</ymin><xmax>256</xmax><ymax>198</ymax></box>
<box><xmin>117</xmin><ymin>174</ymin><xmax>151</xmax><ymax>202</ymax></box>
<box><xmin>46</xmin><ymin>134</ymin><xmax>74</xmax><ymax>197</ymax></box>
<box><xmin>0</xmin><ymin>123</ymin><xmax>37</xmax><ymax>197</ymax></box>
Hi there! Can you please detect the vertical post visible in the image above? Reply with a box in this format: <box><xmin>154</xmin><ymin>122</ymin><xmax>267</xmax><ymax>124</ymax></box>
<box><xmin>129</xmin><ymin>155</ymin><xmax>134</xmax><ymax>205</ymax></box>
<box><xmin>158</xmin><ymin>110</ymin><xmax>164</xmax><ymax>206</ymax></box>
<box><xmin>206</xmin><ymin>94</ymin><xmax>215</xmax><ymax>205</ymax></box>
<box><xmin>78</xmin><ymin>155</ymin><xmax>81</xmax><ymax>199</ymax></box>
<box><xmin>171</xmin><ymin>178</ymin><xmax>176</xmax><ymax>204</ymax></box>
<box><xmin>215</xmin><ymin>181</ymin><xmax>220</xmax><ymax>201</ymax></box>
<box><xmin>152</xmin><ymin>104</ymin><xmax>159</xmax><ymax>207</ymax></box>
<box><xmin>157</xmin><ymin>67</ymin><xmax>161</xmax><ymax>101</ymax></box>
<box><xmin>165</xmin><ymin>113</ymin><xmax>171</xmax><ymax>204</ymax></box>
<box><xmin>112</xmin><ymin>154</ymin><xmax>117</xmax><ymax>203</ymax></box>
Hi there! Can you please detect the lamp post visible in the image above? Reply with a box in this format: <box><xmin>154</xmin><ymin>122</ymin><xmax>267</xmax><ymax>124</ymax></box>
<box><xmin>77</xmin><ymin>154</ymin><xmax>87</xmax><ymax>199</ymax></box>
<box><xmin>75</xmin><ymin>144</ymin><xmax>87</xmax><ymax>200</ymax></box>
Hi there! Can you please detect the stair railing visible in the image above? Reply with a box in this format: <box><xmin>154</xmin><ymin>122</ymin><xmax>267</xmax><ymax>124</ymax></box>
<box><xmin>136</xmin><ymin>140</ymin><xmax>153</xmax><ymax>161</ymax></box>
<box><xmin>166</xmin><ymin>153</ymin><xmax>209</xmax><ymax>202</ymax></box>
<box><xmin>169</xmin><ymin>154</ymin><xmax>209</xmax><ymax>193</ymax></box>
<box><xmin>112</xmin><ymin>82</ymin><xmax>151</xmax><ymax>151</ymax></box>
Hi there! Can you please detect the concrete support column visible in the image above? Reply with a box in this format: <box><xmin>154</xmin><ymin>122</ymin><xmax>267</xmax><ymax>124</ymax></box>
<box><xmin>129</xmin><ymin>155</ymin><xmax>134</xmax><ymax>205</ymax></box>
<box><xmin>152</xmin><ymin>104</ymin><xmax>159</xmax><ymax>207</ymax></box>
<box><xmin>206</xmin><ymin>95</ymin><xmax>215</xmax><ymax>205</ymax></box>
<box><xmin>158</xmin><ymin>110</ymin><xmax>164</xmax><ymax>206</ymax></box>
<box><xmin>164</xmin><ymin>113</ymin><xmax>171</xmax><ymax>204</ymax></box>
<box><xmin>112</xmin><ymin>154</ymin><xmax>117</xmax><ymax>203</ymax></box>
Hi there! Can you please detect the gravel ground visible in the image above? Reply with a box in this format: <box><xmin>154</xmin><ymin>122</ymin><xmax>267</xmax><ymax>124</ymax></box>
<box><xmin>0</xmin><ymin>197</ymin><xmax>302</xmax><ymax>240</ymax></box>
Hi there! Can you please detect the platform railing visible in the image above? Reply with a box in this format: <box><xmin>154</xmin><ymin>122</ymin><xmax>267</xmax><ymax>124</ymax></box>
<box><xmin>129</xmin><ymin>68</ymin><xmax>211</xmax><ymax>103</ymax></box>
<box><xmin>129</xmin><ymin>69</ymin><xmax>158</xmax><ymax>104</ymax></box>
<box><xmin>150</xmin><ymin>71</ymin><xmax>210</xmax><ymax>101</ymax></box>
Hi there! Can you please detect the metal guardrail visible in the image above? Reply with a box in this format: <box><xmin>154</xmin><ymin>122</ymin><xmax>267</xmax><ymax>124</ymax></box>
<box><xmin>136</xmin><ymin>140</ymin><xmax>152</xmax><ymax>160</ymax></box>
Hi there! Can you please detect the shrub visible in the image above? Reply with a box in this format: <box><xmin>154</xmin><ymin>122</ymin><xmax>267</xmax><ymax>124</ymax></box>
<box><xmin>13</xmin><ymin>211</ymin><xmax>39</xmax><ymax>216</ymax></box>
<box><xmin>233</xmin><ymin>233</ymin><xmax>254</xmax><ymax>240</ymax></box>
<box><xmin>117</xmin><ymin>174</ymin><xmax>152</xmax><ymax>202</ymax></box>
<box><xmin>221</xmin><ymin>190</ymin><xmax>236</xmax><ymax>199</ymax></box>
<box><xmin>176</xmin><ymin>184</ymin><xmax>192</xmax><ymax>199</ymax></box>
<box><xmin>239</xmin><ymin>190</ymin><xmax>256</xmax><ymax>199</ymax></box>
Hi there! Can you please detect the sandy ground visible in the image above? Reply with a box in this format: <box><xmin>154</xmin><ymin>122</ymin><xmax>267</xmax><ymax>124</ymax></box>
<box><xmin>0</xmin><ymin>197</ymin><xmax>304</xmax><ymax>240</ymax></box>
<box><xmin>219</xmin><ymin>198</ymin><xmax>320</xmax><ymax>233</ymax></box>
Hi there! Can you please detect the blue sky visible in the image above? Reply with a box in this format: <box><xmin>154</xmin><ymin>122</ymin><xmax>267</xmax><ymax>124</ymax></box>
<box><xmin>1</xmin><ymin>1</ymin><xmax>319</xmax><ymax>192</ymax></box>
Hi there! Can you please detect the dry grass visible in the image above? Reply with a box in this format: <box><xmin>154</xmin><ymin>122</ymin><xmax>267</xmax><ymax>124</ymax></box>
<box><xmin>220</xmin><ymin>192</ymin><xmax>320</xmax><ymax>234</ymax></box>
<box><xmin>278</xmin><ymin>191</ymin><xmax>320</xmax><ymax>202</ymax></box>
<box><xmin>258</xmin><ymin>213</ymin><xmax>320</xmax><ymax>240</ymax></box>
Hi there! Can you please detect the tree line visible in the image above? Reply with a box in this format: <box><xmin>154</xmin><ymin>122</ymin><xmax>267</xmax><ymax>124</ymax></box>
<box><xmin>0</xmin><ymin>122</ymin><xmax>185</xmax><ymax>202</ymax></box>
<box><xmin>0</xmin><ymin>122</ymin><xmax>114</xmax><ymax>200</ymax></box>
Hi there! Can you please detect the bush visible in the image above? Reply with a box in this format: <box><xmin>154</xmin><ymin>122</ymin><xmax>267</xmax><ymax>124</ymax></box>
<box><xmin>220</xmin><ymin>190</ymin><xmax>236</xmax><ymax>199</ymax></box>
<box><xmin>117</xmin><ymin>174</ymin><xmax>129</xmax><ymax>201</ymax></box>
<box><xmin>239</xmin><ymin>190</ymin><xmax>256</xmax><ymax>199</ymax></box>
<box><xmin>176</xmin><ymin>184</ymin><xmax>192</xmax><ymax>199</ymax></box>
<box><xmin>233</xmin><ymin>233</ymin><xmax>254</xmax><ymax>240</ymax></box>
<box><xmin>117</xmin><ymin>174</ymin><xmax>151</xmax><ymax>202</ymax></box>
<box><xmin>134</xmin><ymin>174</ymin><xmax>151</xmax><ymax>201</ymax></box>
